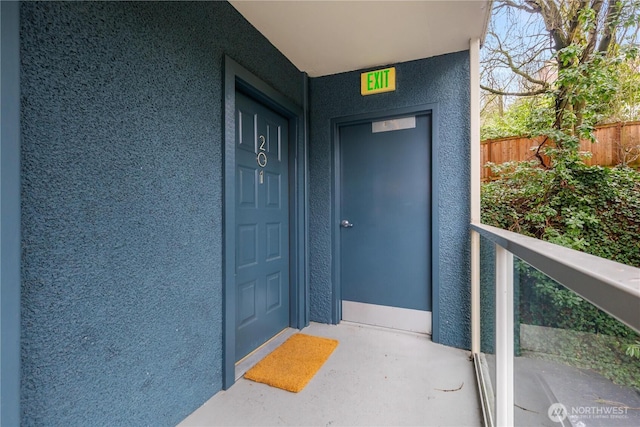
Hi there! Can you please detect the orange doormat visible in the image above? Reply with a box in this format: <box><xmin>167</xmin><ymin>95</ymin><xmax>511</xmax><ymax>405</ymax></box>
<box><xmin>244</xmin><ymin>333</ymin><xmax>339</xmax><ymax>393</ymax></box>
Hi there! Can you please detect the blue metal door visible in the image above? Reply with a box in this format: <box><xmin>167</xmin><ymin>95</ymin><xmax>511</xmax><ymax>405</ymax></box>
<box><xmin>340</xmin><ymin>115</ymin><xmax>431</xmax><ymax>311</ymax></box>
<box><xmin>235</xmin><ymin>92</ymin><xmax>289</xmax><ymax>361</ymax></box>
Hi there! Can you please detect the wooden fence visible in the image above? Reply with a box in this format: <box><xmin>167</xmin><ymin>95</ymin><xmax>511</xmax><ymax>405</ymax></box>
<box><xmin>481</xmin><ymin>121</ymin><xmax>640</xmax><ymax>181</ymax></box>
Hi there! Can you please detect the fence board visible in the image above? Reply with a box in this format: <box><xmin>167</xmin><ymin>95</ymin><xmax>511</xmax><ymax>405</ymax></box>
<box><xmin>481</xmin><ymin>121</ymin><xmax>640</xmax><ymax>180</ymax></box>
<box><xmin>621</xmin><ymin>123</ymin><xmax>640</xmax><ymax>167</ymax></box>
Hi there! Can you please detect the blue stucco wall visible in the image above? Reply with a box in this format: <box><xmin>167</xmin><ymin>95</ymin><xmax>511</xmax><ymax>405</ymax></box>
<box><xmin>20</xmin><ymin>2</ymin><xmax>302</xmax><ymax>425</ymax></box>
<box><xmin>308</xmin><ymin>53</ymin><xmax>472</xmax><ymax>348</ymax></box>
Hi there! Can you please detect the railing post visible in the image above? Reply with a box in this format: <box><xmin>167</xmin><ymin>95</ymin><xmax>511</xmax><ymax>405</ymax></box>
<box><xmin>471</xmin><ymin>231</ymin><xmax>481</xmax><ymax>354</ymax></box>
<box><xmin>495</xmin><ymin>244</ymin><xmax>514</xmax><ymax>426</ymax></box>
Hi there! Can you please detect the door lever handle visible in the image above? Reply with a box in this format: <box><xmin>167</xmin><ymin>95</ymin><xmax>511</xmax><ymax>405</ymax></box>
<box><xmin>340</xmin><ymin>220</ymin><xmax>354</xmax><ymax>228</ymax></box>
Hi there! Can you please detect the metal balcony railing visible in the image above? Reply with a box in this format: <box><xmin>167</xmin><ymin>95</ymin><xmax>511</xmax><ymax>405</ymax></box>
<box><xmin>470</xmin><ymin>223</ymin><xmax>640</xmax><ymax>427</ymax></box>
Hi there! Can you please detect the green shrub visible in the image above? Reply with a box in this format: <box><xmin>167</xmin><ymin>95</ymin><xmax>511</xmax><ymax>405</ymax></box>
<box><xmin>482</xmin><ymin>159</ymin><xmax>640</xmax><ymax>338</ymax></box>
<box><xmin>482</xmin><ymin>159</ymin><xmax>640</xmax><ymax>266</ymax></box>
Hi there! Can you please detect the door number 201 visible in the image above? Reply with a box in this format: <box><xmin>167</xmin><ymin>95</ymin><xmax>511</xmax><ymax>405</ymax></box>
<box><xmin>257</xmin><ymin>135</ymin><xmax>267</xmax><ymax>184</ymax></box>
<box><xmin>257</xmin><ymin>135</ymin><xmax>267</xmax><ymax>167</ymax></box>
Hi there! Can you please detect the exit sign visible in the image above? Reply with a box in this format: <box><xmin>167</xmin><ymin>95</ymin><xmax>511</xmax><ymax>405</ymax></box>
<box><xmin>361</xmin><ymin>67</ymin><xmax>396</xmax><ymax>95</ymax></box>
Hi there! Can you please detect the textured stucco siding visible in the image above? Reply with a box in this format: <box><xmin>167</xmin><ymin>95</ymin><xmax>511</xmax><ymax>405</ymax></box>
<box><xmin>20</xmin><ymin>2</ymin><xmax>302</xmax><ymax>425</ymax></box>
<box><xmin>308</xmin><ymin>53</ymin><xmax>472</xmax><ymax>348</ymax></box>
<box><xmin>20</xmin><ymin>1</ymin><xmax>473</xmax><ymax>423</ymax></box>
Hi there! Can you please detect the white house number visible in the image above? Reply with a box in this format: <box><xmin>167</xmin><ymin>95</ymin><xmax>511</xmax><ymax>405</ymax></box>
<box><xmin>257</xmin><ymin>135</ymin><xmax>268</xmax><ymax>167</ymax></box>
<box><xmin>257</xmin><ymin>135</ymin><xmax>267</xmax><ymax>184</ymax></box>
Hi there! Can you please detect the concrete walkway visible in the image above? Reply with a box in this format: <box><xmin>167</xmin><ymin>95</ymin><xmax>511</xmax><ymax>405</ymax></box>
<box><xmin>179</xmin><ymin>322</ymin><xmax>482</xmax><ymax>426</ymax></box>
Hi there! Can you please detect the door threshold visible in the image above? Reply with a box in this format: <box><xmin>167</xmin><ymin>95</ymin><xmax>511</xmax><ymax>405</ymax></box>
<box><xmin>342</xmin><ymin>301</ymin><xmax>432</xmax><ymax>335</ymax></box>
<box><xmin>234</xmin><ymin>327</ymin><xmax>298</xmax><ymax>381</ymax></box>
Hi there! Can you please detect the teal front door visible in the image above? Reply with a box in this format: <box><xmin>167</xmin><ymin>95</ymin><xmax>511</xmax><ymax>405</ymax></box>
<box><xmin>339</xmin><ymin>114</ymin><xmax>431</xmax><ymax>326</ymax></box>
<box><xmin>235</xmin><ymin>92</ymin><xmax>289</xmax><ymax>361</ymax></box>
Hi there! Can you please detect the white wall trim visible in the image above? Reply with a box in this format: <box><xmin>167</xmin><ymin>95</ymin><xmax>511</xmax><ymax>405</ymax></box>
<box><xmin>470</xmin><ymin>37</ymin><xmax>481</xmax><ymax>354</ymax></box>
<box><xmin>342</xmin><ymin>301</ymin><xmax>432</xmax><ymax>335</ymax></box>
<box><xmin>470</xmin><ymin>38</ymin><xmax>481</xmax><ymax>224</ymax></box>
<box><xmin>1</xmin><ymin>2</ymin><xmax>22</xmax><ymax>425</ymax></box>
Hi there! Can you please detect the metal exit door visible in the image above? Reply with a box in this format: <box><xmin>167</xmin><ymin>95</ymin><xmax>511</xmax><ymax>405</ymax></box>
<box><xmin>339</xmin><ymin>114</ymin><xmax>431</xmax><ymax>332</ymax></box>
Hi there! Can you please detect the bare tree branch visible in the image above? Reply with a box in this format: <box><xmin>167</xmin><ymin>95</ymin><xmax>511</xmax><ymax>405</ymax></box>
<box><xmin>580</xmin><ymin>0</ymin><xmax>605</xmax><ymax>63</ymax></box>
<box><xmin>498</xmin><ymin>0</ymin><xmax>540</xmax><ymax>14</ymax></box>
<box><xmin>567</xmin><ymin>0</ymin><xmax>589</xmax><ymax>47</ymax></box>
<box><xmin>481</xmin><ymin>84</ymin><xmax>549</xmax><ymax>97</ymax></box>
<box><xmin>598</xmin><ymin>0</ymin><xmax>623</xmax><ymax>53</ymax></box>
<box><xmin>536</xmin><ymin>0</ymin><xmax>569</xmax><ymax>50</ymax></box>
<box><xmin>488</xmin><ymin>31</ymin><xmax>551</xmax><ymax>87</ymax></box>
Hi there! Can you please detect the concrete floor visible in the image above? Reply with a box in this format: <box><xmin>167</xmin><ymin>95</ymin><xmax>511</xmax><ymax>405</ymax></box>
<box><xmin>179</xmin><ymin>322</ymin><xmax>482</xmax><ymax>427</ymax></box>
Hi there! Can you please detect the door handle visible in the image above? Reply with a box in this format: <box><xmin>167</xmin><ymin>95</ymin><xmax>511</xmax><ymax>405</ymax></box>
<box><xmin>340</xmin><ymin>220</ymin><xmax>354</xmax><ymax>228</ymax></box>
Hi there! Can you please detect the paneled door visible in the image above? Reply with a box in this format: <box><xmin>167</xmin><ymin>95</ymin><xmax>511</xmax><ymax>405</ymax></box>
<box><xmin>235</xmin><ymin>92</ymin><xmax>289</xmax><ymax>361</ymax></box>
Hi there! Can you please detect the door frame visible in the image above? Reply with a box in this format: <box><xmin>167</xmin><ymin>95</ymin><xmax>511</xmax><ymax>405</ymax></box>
<box><xmin>223</xmin><ymin>56</ymin><xmax>307</xmax><ymax>389</ymax></box>
<box><xmin>1</xmin><ymin>2</ymin><xmax>21</xmax><ymax>424</ymax></box>
<box><xmin>330</xmin><ymin>104</ymin><xmax>441</xmax><ymax>339</ymax></box>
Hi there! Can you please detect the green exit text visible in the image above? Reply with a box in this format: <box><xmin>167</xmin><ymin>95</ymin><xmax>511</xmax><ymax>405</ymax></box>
<box><xmin>367</xmin><ymin>69</ymin><xmax>390</xmax><ymax>91</ymax></box>
<box><xmin>361</xmin><ymin>67</ymin><xmax>396</xmax><ymax>95</ymax></box>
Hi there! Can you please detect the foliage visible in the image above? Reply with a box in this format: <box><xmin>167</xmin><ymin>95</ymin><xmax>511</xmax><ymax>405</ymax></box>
<box><xmin>627</xmin><ymin>341</ymin><xmax>640</xmax><ymax>358</ymax></box>
<box><xmin>482</xmin><ymin>160</ymin><xmax>640</xmax><ymax>339</ymax></box>
<box><xmin>521</xmin><ymin>325</ymin><xmax>640</xmax><ymax>388</ymax></box>
<box><xmin>483</xmin><ymin>159</ymin><xmax>640</xmax><ymax>264</ymax></box>
<box><xmin>481</xmin><ymin>0</ymin><xmax>640</xmax><ymax>386</ymax></box>
<box><xmin>482</xmin><ymin>159</ymin><xmax>640</xmax><ymax>384</ymax></box>
<box><xmin>607</xmin><ymin>57</ymin><xmax>640</xmax><ymax>123</ymax></box>
<box><xmin>481</xmin><ymin>0</ymin><xmax>640</xmax><ymax>145</ymax></box>
<box><xmin>481</xmin><ymin>97</ymin><xmax>554</xmax><ymax>140</ymax></box>
<box><xmin>518</xmin><ymin>262</ymin><xmax>638</xmax><ymax>337</ymax></box>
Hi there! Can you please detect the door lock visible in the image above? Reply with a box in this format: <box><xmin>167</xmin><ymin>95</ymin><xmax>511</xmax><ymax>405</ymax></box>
<box><xmin>340</xmin><ymin>220</ymin><xmax>354</xmax><ymax>228</ymax></box>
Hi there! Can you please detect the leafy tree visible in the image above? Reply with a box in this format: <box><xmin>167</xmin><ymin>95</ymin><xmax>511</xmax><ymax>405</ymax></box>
<box><xmin>603</xmin><ymin>56</ymin><xmax>640</xmax><ymax>123</ymax></box>
<box><xmin>481</xmin><ymin>0</ymin><xmax>640</xmax><ymax>163</ymax></box>
<box><xmin>481</xmin><ymin>96</ymin><xmax>553</xmax><ymax>140</ymax></box>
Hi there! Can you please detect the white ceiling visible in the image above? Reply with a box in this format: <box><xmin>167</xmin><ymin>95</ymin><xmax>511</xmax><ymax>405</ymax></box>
<box><xmin>230</xmin><ymin>0</ymin><xmax>492</xmax><ymax>77</ymax></box>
